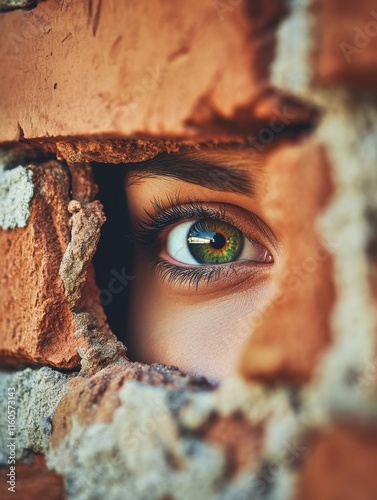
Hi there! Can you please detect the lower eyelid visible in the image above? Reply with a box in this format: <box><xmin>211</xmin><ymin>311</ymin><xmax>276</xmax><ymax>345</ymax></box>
<box><xmin>153</xmin><ymin>257</ymin><xmax>272</xmax><ymax>292</ymax></box>
<box><xmin>154</xmin><ymin>258</ymin><xmax>222</xmax><ymax>287</ymax></box>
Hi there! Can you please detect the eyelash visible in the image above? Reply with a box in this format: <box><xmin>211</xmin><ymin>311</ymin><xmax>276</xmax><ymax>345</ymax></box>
<box><xmin>135</xmin><ymin>196</ymin><xmax>229</xmax><ymax>247</ymax></box>
<box><xmin>155</xmin><ymin>258</ymin><xmax>224</xmax><ymax>288</ymax></box>
<box><xmin>133</xmin><ymin>195</ymin><xmax>270</xmax><ymax>288</ymax></box>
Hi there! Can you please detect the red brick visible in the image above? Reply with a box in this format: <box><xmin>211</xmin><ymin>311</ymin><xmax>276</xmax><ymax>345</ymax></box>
<box><xmin>296</xmin><ymin>424</ymin><xmax>377</xmax><ymax>500</ymax></box>
<box><xmin>0</xmin><ymin>455</ymin><xmax>66</xmax><ymax>500</ymax></box>
<box><xmin>314</xmin><ymin>0</ymin><xmax>377</xmax><ymax>86</ymax></box>
<box><xmin>240</xmin><ymin>139</ymin><xmax>335</xmax><ymax>383</ymax></box>
<box><xmin>0</xmin><ymin>0</ymin><xmax>290</xmax><ymax>142</ymax></box>
<box><xmin>0</xmin><ymin>161</ymin><xmax>79</xmax><ymax>368</ymax></box>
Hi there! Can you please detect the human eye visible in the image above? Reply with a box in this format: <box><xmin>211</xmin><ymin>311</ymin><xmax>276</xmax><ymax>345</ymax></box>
<box><xmin>133</xmin><ymin>198</ymin><xmax>275</xmax><ymax>290</ymax></box>
<box><xmin>166</xmin><ymin>219</ymin><xmax>272</xmax><ymax>266</ymax></box>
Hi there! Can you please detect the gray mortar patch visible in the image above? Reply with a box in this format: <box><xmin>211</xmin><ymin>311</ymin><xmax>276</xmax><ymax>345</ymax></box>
<box><xmin>0</xmin><ymin>367</ymin><xmax>70</xmax><ymax>464</ymax></box>
<box><xmin>0</xmin><ymin>164</ymin><xmax>34</xmax><ymax>229</ymax></box>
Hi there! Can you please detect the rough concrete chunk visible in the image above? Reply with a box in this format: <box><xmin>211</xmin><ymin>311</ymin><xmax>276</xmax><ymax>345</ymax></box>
<box><xmin>0</xmin><ymin>165</ymin><xmax>34</xmax><ymax>229</ymax></box>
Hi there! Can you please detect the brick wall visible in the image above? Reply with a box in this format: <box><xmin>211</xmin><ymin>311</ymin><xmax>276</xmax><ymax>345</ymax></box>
<box><xmin>0</xmin><ymin>1</ymin><xmax>376</xmax><ymax>499</ymax></box>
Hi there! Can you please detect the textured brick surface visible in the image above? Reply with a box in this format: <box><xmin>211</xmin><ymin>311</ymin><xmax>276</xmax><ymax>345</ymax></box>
<box><xmin>0</xmin><ymin>1</ymin><xmax>377</xmax><ymax>499</ymax></box>
<box><xmin>0</xmin><ymin>160</ymin><xmax>113</xmax><ymax>369</ymax></box>
<box><xmin>0</xmin><ymin>161</ymin><xmax>79</xmax><ymax>368</ymax></box>
<box><xmin>240</xmin><ymin>138</ymin><xmax>335</xmax><ymax>383</ymax></box>
<box><xmin>314</xmin><ymin>0</ymin><xmax>377</xmax><ymax>86</ymax></box>
<box><xmin>0</xmin><ymin>455</ymin><xmax>66</xmax><ymax>500</ymax></box>
<box><xmin>296</xmin><ymin>424</ymin><xmax>377</xmax><ymax>500</ymax></box>
<box><xmin>0</xmin><ymin>0</ymin><xmax>290</xmax><ymax>142</ymax></box>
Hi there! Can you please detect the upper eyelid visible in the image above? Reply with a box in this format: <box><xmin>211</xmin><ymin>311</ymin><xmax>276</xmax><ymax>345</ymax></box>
<box><xmin>133</xmin><ymin>200</ymin><xmax>227</xmax><ymax>246</ymax></box>
<box><xmin>131</xmin><ymin>195</ymin><xmax>278</xmax><ymax>254</ymax></box>
<box><xmin>150</xmin><ymin>195</ymin><xmax>278</xmax><ymax>240</ymax></box>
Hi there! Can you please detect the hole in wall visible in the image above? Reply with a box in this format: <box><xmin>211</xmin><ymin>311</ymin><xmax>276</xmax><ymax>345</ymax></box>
<box><xmin>90</xmin><ymin>145</ymin><xmax>282</xmax><ymax>382</ymax></box>
<box><xmin>92</xmin><ymin>163</ymin><xmax>134</xmax><ymax>349</ymax></box>
<box><xmin>89</xmin><ymin>131</ymin><xmax>314</xmax><ymax>382</ymax></box>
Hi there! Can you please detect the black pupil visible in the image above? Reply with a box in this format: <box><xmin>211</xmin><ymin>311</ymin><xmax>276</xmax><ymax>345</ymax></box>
<box><xmin>211</xmin><ymin>233</ymin><xmax>226</xmax><ymax>250</ymax></box>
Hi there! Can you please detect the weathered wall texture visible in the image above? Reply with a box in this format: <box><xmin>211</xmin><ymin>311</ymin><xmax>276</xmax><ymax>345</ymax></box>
<box><xmin>0</xmin><ymin>0</ymin><xmax>291</xmax><ymax>141</ymax></box>
<box><xmin>0</xmin><ymin>0</ymin><xmax>377</xmax><ymax>499</ymax></box>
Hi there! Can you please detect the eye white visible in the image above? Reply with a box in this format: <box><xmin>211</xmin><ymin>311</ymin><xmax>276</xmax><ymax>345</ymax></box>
<box><xmin>238</xmin><ymin>236</ymin><xmax>271</xmax><ymax>262</ymax></box>
<box><xmin>166</xmin><ymin>221</ymin><xmax>198</xmax><ymax>265</ymax></box>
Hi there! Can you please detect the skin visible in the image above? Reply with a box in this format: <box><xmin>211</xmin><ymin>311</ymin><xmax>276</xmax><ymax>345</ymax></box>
<box><xmin>124</xmin><ymin>146</ymin><xmax>287</xmax><ymax>382</ymax></box>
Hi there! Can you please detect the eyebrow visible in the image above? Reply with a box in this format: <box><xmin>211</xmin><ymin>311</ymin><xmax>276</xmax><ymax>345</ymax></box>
<box><xmin>125</xmin><ymin>153</ymin><xmax>253</xmax><ymax>196</ymax></box>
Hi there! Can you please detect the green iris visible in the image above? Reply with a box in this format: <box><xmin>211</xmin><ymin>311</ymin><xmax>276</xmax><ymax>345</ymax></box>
<box><xmin>187</xmin><ymin>219</ymin><xmax>244</xmax><ymax>264</ymax></box>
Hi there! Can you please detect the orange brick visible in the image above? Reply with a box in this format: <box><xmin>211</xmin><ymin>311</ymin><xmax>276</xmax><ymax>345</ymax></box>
<box><xmin>240</xmin><ymin>139</ymin><xmax>335</xmax><ymax>383</ymax></box>
<box><xmin>0</xmin><ymin>0</ymin><xmax>288</xmax><ymax>142</ymax></box>
<box><xmin>0</xmin><ymin>161</ymin><xmax>79</xmax><ymax>368</ymax></box>
<box><xmin>0</xmin><ymin>455</ymin><xmax>66</xmax><ymax>500</ymax></box>
<box><xmin>314</xmin><ymin>0</ymin><xmax>377</xmax><ymax>86</ymax></box>
<box><xmin>296</xmin><ymin>424</ymin><xmax>377</xmax><ymax>500</ymax></box>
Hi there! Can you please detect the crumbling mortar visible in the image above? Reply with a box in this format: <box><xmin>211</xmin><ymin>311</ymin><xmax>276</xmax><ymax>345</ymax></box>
<box><xmin>56</xmin><ymin>185</ymin><xmax>130</xmax><ymax>376</ymax></box>
<box><xmin>271</xmin><ymin>0</ymin><xmax>314</xmax><ymax>100</ymax></box>
<box><xmin>309</xmin><ymin>96</ymin><xmax>377</xmax><ymax>415</ymax></box>
<box><xmin>73</xmin><ymin>312</ymin><xmax>128</xmax><ymax>377</ymax></box>
<box><xmin>47</xmin><ymin>377</ymin><xmax>300</xmax><ymax>500</ymax></box>
<box><xmin>59</xmin><ymin>199</ymin><xmax>106</xmax><ymax>310</ymax></box>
